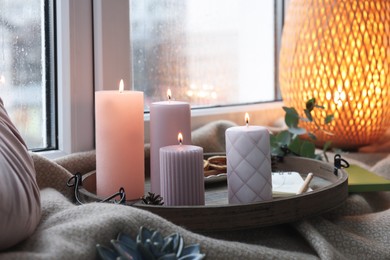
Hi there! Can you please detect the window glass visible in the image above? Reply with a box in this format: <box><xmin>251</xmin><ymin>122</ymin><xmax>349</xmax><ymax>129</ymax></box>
<box><xmin>130</xmin><ymin>0</ymin><xmax>275</xmax><ymax>110</ymax></box>
<box><xmin>0</xmin><ymin>0</ymin><xmax>50</xmax><ymax>150</ymax></box>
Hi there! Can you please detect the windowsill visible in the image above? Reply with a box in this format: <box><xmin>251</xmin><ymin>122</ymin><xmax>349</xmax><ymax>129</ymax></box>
<box><xmin>37</xmin><ymin>149</ymin><xmax>70</xmax><ymax>160</ymax></box>
<box><xmin>144</xmin><ymin>101</ymin><xmax>284</xmax><ymax>143</ymax></box>
<box><xmin>38</xmin><ymin>101</ymin><xmax>284</xmax><ymax>159</ymax></box>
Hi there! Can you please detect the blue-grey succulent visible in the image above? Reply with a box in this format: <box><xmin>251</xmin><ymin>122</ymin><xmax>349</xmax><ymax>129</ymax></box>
<box><xmin>97</xmin><ymin>226</ymin><xmax>205</xmax><ymax>260</ymax></box>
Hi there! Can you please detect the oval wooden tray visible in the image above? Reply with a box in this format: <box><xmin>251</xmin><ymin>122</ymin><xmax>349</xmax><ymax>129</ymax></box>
<box><xmin>79</xmin><ymin>156</ymin><xmax>348</xmax><ymax>232</ymax></box>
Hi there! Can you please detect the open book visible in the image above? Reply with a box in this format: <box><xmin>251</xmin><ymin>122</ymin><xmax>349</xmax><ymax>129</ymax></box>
<box><xmin>272</xmin><ymin>171</ymin><xmax>310</xmax><ymax>197</ymax></box>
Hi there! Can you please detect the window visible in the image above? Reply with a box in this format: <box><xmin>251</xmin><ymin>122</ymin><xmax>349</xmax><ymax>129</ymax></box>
<box><xmin>4</xmin><ymin>1</ymin><xmax>284</xmax><ymax>156</ymax></box>
<box><xmin>130</xmin><ymin>0</ymin><xmax>280</xmax><ymax>109</ymax></box>
<box><xmin>0</xmin><ymin>0</ymin><xmax>55</xmax><ymax>151</ymax></box>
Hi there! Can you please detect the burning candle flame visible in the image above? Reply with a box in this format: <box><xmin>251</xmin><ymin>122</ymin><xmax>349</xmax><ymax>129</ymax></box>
<box><xmin>245</xmin><ymin>112</ymin><xmax>250</xmax><ymax>126</ymax></box>
<box><xmin>167</xmin><ymin>89</ymin><xmax>172</xmax><ymax>101</ymax></box>
<box><xmin>178</xmin><ymin>132</ymin><xmax>183</xmax><ymax>145</ymax></box>
<box><xmin>119</xmin><ymin>79</ymin><xmax>124</xmax><ymax>93</ymax></box>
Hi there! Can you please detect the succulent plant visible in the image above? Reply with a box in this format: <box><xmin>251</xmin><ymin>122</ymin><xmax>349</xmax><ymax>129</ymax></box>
<box><xmin>141</xmin><ymin>192</ymin><xmax>164</xmax><ymax>206</ymax></box>
<box><xmin>96</xmin><ymin>226</ymin><xmax>205</xmax><ymax>260</ymax></box>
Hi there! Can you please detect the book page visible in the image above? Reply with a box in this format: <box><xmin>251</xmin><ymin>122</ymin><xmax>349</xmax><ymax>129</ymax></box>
<box><xmin>272</xmin><ymin>172</ymin><xmax>309</xmax><ymax>197</ymax></box>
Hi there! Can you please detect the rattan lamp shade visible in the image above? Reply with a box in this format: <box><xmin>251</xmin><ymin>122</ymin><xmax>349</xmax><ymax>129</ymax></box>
<box><xmin>279</xmin><ymin>0</ymin><xmax>390</xmax><ymax>149</ymax></box>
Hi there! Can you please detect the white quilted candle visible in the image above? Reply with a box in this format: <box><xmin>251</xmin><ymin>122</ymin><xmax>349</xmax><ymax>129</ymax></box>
<box><xmin>160</xmin><ymin>133</ymin><xmax>205</xmax><ymax>206</ymax></box>
<box><xmin>225</xmin><ymin>113</ymin><xmax>272</xmax><ymax>204</ymax></box>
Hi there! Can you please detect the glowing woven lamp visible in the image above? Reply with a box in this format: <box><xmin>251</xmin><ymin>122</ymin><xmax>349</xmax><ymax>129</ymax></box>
<box><xmin>279</xmin><ymin>0</ymin><xmax>390</xmax><ymax>149</ymax></box>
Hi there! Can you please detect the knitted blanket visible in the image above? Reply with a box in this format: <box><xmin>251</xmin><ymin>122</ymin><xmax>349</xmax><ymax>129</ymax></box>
<box><xmin>1</xmin><ymin>122</ymin><xmax>390</xmax><ymax>259</ymax></box>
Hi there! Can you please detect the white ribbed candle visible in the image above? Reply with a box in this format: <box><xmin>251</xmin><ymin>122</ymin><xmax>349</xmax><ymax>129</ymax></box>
<box><xmin>160</xmin><ymin>145</ymin><xmax>204</xmax><ymax>206</ymax></box>
<box><xmin>225</xmin><ymin>125</ymin><xmax>272</xmax><ymax>204</ymax></box>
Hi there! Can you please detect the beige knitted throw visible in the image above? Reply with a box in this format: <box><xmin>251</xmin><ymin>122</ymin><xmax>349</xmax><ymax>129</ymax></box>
<box><xmin>1</xmin><ymin>121</ymin><xmax>390</xmax><ymax>260</ymax></box>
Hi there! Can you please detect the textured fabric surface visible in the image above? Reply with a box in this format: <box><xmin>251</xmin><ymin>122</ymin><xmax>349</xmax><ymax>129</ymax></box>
<box><xmin>192</xmin><ymin>120</ymin><xmax>237</xmax><ymax>153</ymax></box>
<box><xmin>1</xmin><ymin>153</ymin><xmax>390</xmax><ymax>259</ymax></box>
<box><xmin>0</xmin><ymin>98</ymin><xmax>41</xmax><ymax>250</ymax></box>
<box><xmin>1</xmin><ymin>120</ymin><xmax>390</xmax><ymax>259</ymax></box>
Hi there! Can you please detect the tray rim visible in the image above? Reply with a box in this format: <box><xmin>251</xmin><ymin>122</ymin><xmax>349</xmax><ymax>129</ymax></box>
<box><xmin>79</xmin><ymin>156</ymin><xmax>348</xmax><ymax>232</ymax></box>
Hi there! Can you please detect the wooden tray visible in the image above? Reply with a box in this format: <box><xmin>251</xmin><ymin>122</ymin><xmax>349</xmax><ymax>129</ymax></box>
<box><xmin>79</xmin><ymin>156</ymin><xmax>348</xmax><ymax>232</ymax></box>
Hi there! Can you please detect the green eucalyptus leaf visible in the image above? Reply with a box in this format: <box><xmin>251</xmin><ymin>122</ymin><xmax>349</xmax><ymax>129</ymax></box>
<box><xmin>277</xmin><ymin>98</ymin><xmax>336</xmax><ymax>160</ymax></box>
<box><xmin>304</xmin><ymin>109</ymin><xmax>313</xmax><ymax>122</ymax></box>
<box><xmin>276</xmin><ymin>130</ymin><xmax>291</xmax><ymax>145</ymax></box>
<box><xmin>283</xmin><ymin>107</ymin><xmax>300</xmax><ymax>128</ymax></box>
<box><xmin>271</xmin><ymin>142</ymin><xmax>286</xmax><ymax>156</ymax></box>
<box><xmin>270</xmin><ymin>130</ymin><xmax>292</xmax><ymax>156</ymax></box>
<box><xmin>300</xmin><ymin>141</ymin><xmax>316</xmax><ymax>158</ymax></box>
<box><xmin>285</xmin><ymin>113</ymin><xmax>299</xmax><ymax>128</ymax></box>
<box><xmin>271</xmin><ymin>147</ymin><xmax>285</xmax><ymax>157</ymax></box>
<box><xmin>323</xmin><ymin>141</ymin><xmax>332</xmax><ymax>152</ymax></box>
<box><xmin>305</xmin><ymin>98</ymin><xmax>316</xmax><ymax>111</ymax></box>
<box><xmin>288</xmin><ymin>127</ymin><xmax>306</xmax><ymax>135</ymax></box>
<box><xmin>288</xmin><ymin>137</ymin><xmax>302</xmax><ymax>155</ymax></box>
<box><xmin>269</xmin><ymin>135</ymin><xmax>279</xmax><ymax>147</ymax></box>
<box><xmin>270</xmin><ymin>134</ymin><xmax>285</xmax><ymax>157</ymax></box>
<box><xmin>324</xmin><ymin>114</ymin><xmax>334</xmax><ymax>124</ymax></box>
<box><xmin>322</xmin><ymin>141</ymin><xmax>332</xmax><ymax>162</ymax></box>
<box><xmin>315</xmin><ymin>104</ymin><xmax>325</xmax><ymax>109</ymax></box>
<box><xmin>282</xmin><ymin>106</ymin><xmax>299</xmax><ymax>116</ymax></box>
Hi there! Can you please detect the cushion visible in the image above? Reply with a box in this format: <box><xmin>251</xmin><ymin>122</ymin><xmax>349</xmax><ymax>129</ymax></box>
<box><xmin>0</xmin><ymin>97</ymin><xmax>41</xmax><ymax>250</ymax></box>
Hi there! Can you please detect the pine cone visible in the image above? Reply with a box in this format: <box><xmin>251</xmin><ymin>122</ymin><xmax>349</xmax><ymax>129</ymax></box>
<box><xmin>141</xmin><ymin>192</ymin><xmax>164</xmax><ymax>205</ymax></box>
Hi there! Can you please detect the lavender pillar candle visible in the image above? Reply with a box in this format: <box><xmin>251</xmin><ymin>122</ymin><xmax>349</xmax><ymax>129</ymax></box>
<box><xmin>150</xmin><ymin>90</ymin><xmax>191</xmax><ymax>195</ymax></box>
<box><xmin>160</xmin><ymin>133</ymin><xmax>205</xmax><ymax>206</ymax></box>
<box><xmin>225</xmin><ymin>113</ymin><xmax>272</xmax><ymax>204</ymax></box>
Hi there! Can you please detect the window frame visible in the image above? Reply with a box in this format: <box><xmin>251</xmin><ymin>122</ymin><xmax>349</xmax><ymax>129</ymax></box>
<box><xmin>41</xmin><ymin>0</ymin><xmax>94</xmax><ymax>159</ymax></box>
<box><xmin>36</xmin><ymin>0</ymin><xmax>57</xmax><ymax>152</ymax></box>
<box><xmin>40</xmin><ymin>0</ymin><xmax>285</xmax><ymax>158</ymax></box>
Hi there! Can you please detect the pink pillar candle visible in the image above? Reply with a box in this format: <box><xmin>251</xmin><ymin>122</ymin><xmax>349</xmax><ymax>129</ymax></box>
<box><xmin>95</xmin><ymin>82</ymin><xmax>144</xmax><ymax>200</ymax></box>
<box><xmin>150</xmin><ymin>93</ymin><xmax>191</xmax><ymax>194</ymax></box>
<box><xmin>225</xmin><ymin>114</ymin><xmax>272</xmax><ymax>204</ymax></box>
<box><xmin>160</xmin><ymin>134</ymin><xmax>204</xmax><ymax>206</ymax></box>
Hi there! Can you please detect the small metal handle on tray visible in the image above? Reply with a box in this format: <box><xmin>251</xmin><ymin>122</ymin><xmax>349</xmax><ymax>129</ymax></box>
<box><xmin>333</xmin><ymin>154</ymin><xmax>349</xmax><ymax>176</ymax></box>
<box><xmin>67</xmin><ymin>172</ymin><xmax>126</xmax><ymax>205</ymax></box>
